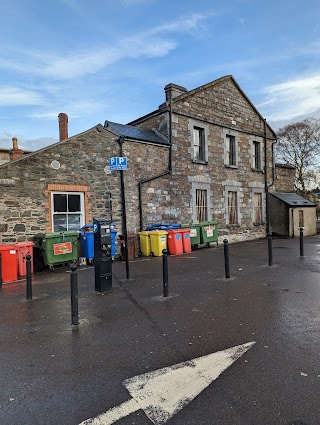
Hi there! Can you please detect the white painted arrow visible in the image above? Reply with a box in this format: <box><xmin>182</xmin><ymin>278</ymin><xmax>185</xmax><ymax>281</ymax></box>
<box><xmin>80</xmin><ymin>341</ymin><xmax>255</xmax><ymax>425</ymax></box>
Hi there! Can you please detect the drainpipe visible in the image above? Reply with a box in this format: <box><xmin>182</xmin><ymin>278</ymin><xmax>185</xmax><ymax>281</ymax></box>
<box><xmin>138</xmin><ymin>100</ymin><xmax>173</xmax><ymax>231</ymax></box>
<box><xmin>268</xmin><ymin>139</ymin><xmax>277</xmax><ymax>188</ymax></box>
<box><xmin>291</xmin><ymin>208</ymin><xmax>295</xmax><ymax>238</ymax></box>
<box><xmin>264</xmin><ymin>119</ymin><xmax>273</xmax><ymax>265</ymax></box>
<box><xmin>118</xmin><ymin>136</ymin><xmax>129</xmax><ymax>279</ymax></box>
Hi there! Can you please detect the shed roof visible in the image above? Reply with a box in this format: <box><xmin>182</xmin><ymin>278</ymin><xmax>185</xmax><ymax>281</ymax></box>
<box><xmin>270</xmin><ymin>192</ymin><xmax>316</xmax><ymax>207</ymax></box>
<box><xmin>104</xmin><ymin>121</ymin><xmax>170</xmax><ymax>146</ymax></box>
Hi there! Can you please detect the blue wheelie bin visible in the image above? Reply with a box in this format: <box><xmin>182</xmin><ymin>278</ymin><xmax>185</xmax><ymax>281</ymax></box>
<box><xmin>80</xmin><ymin>224</ymin><xmax>94</xmax><ymax>263</ymax></box>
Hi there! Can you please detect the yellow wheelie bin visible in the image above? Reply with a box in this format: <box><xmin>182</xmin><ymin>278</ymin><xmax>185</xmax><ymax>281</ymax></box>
<box><xmin>149</xmin><ymin>230</ymin><xmax>167</xmax><ymax>256</ymax></box>
<box><xmin>138</xmin><ymin>231</ymin><xmax>151</xmax><ymax>256</ymax></box>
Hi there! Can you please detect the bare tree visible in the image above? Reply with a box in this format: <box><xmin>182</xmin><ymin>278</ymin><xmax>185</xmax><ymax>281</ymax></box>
<box><xmin>276</xmin><ymin>118</ymin><xmax>320</xmax><ymax>194</ymax></box>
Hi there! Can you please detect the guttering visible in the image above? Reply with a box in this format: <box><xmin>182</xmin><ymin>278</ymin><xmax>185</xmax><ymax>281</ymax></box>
<box><xmin>138</xmin><ymin>100</ymin><xmax>173</xmax><ymax>231</ymax></box>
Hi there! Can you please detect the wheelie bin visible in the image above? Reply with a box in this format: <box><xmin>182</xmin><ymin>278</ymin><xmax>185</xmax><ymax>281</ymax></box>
<box><xmin>0</xmin><ymin>245</ymin><xmax>18</xmax><ymax>283</ymax></box>
<box><xmin>199</xmin><ymin>221</ymin><xmax>219</xmax><ymax>246</ymax></box>
<box><xmin>180</xmin><ymin>228</ymin><xmax>192</xmax><ymax>253</ymax></box>
<box><xmin>33</xmin><ymin>231</ymin><xmax>78</xmax><ymax>270</ymax></box>
<box><xmin>167</xmin><ymin>229</ymin><xmax>183</xmax><ymax>255</ymax></box>
<box><xmin>149</xmin><ymin>230</ymin><xmax>167</xmax><ymax>256</ymax></box>
<box><xmin>181</xmin><ymin>223</ymin><xmax>201</xmax><ymax>248</ymax></box>
<box><xmin>138</xmin><ymin>231</ymin><xmax>151</xmax><ymax>257</ymax></box>
<box><xmin>15</xmin><ymin>241</ymin><xmax>34</xmax><ymax>277</ymax></box>
<box><xmin>80</xmin><ymin>224</ymin><xmax>94</xmax><ymax>263</ymax></box>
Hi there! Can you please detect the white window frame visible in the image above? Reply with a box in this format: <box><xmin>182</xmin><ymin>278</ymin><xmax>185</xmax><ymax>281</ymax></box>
<box><xmin>51</xmin><ymin>191</ymin><xmax>85</xmax><ymax>232</ymax></box>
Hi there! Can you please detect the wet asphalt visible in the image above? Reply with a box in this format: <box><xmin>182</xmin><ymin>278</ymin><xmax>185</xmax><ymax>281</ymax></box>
<box><xmin>0</xmin><ymin>236</ymin><xmax>320</xmax><ymax>425</ymax></box>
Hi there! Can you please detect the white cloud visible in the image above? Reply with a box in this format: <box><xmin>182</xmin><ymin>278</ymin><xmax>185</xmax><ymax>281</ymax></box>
<box><xmin>259</xmin><ymin>74</ymin><xmax>320</xmax><ymax>121</ymax></box>
<box><xmin>0</xmin><ymin>87</ymin><xmax>44</xmax><ymax>106</ymax></box>
<box><xmin>0</xmin><ymin>13</ymin><xmax>211</xmax><ymax>81</ymax></box>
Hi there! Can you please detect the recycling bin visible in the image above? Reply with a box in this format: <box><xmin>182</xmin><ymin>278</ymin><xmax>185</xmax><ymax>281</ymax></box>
<box><xmin>199</xmin><ymin>221</ymin><xmax>219</xmax><ymax>245</ymax></box>
<box><xmin>180</xmin><ymin>228</ymin><xmax>192</xmax><ymax>253</ymax></box>
<box><xmin>167</xmin><ymin>229</ymin><xmax>183</xmax><ymax>255</ymax></box>
<box><xmin>33</xmin><ymin>231</ymin><xmax>78</xmax><ymax>271</ymax></box>
<box><xmin>139</xmin><ymin>231</ymin><xmax>151</xmax><ymax>257</ymax></box>
<box><xmin>111</xmin><ymin>229</ymin><xmax>118</xmax><ymax>257</ymax></box>
<box><xmin>80</xmin><ymin>224</ymin><xmax>94</xmax><ymax>262</ymax></box>
<box><xmin>15</xmin><ymin>241</ymin><xmax>34</xmax><ymax>277</ymax></box>
<box><xmin>0</xmin><ymin>245</ymin><xmax>18</xmax><ymax>283</ymax></box>
<box><xmin>181</xmin><ymin>223</ymin><xmax>201</xmax><ymax>246</ymax></box>
<box><xmin>149</xmin><ymin>230</ymin><xmax>167</xmax><ymax>256</ymax></box>
<box><xmin>146</xmin><ymin>223</ymin><xmax>180</xmax><ymax>231</ymax></box>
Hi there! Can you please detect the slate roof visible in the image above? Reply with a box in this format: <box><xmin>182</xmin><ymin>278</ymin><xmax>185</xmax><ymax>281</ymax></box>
<box><xmin>104</xmin><ymin>120</ymin><xmax>170</xmax><ymax>146</ymax></box>
<box><xmin>270</xmin><ymin>192</ymin><xmax>316</xmax><ymax>207</ymax></box>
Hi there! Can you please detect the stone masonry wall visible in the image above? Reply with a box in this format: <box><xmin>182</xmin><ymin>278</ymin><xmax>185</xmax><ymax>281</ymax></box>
<box><xmin>274</xmin><ymin>164</ymin><xmax>295</xmax><ymax>192</ymax></box>
<box><xmin>131</xmin><ymin>77</ymin><xmax>276</xmax><ymax>244</ymax></box>
<box><xmin>0</xmin><ymin>127</ymin><xmax>169</xmax><ymax>243</ymax></box>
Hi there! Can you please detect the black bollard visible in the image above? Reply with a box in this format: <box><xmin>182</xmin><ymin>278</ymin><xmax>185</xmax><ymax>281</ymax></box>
<box><xmin>299</xmin><ymin>227</ymin><xmax>304</xmax><ymax>257</ymax></box>
<box><xmin>267</xmin><ymin>232</ymin><xmax>273</xmax><ymax>266</ymax></box>
<box><xmin>70</xmin><ymin>263</ymin><xmax>79</xmax><ymax>325</ymax></box>
<box><xmin>0</xmin><ymin>252</ymin><xmax>2</xmax><ymax>289</ymax></box>
<box><xmin>26</xmin><ymin>253</ymin><xmax>32</xmax><ymax>300</ymax></box>
<box><xmin>223</xmin><ymin>238</ymin><xmax>230</xmax><ymax>279</ymax></box>
<box><xmin>162</xmin><ymin>249</ymin><xmax>169</xmax><ymax>297</ymax></box>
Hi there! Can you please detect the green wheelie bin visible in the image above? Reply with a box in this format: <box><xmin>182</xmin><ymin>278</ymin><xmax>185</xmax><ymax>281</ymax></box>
<box><xmin>33</xmin><ymin>231</ymin><xmax>78</xmax><ymax>271</ymax></box>
<box><xmin>181</xmin><ymin>223</ymin><xmax>201</xmax><ymax>248</ymax></box>
<box><xmin>199</xmin><ymin>221</ymin><xmax>218</xmax><ymax>247</ymax></box>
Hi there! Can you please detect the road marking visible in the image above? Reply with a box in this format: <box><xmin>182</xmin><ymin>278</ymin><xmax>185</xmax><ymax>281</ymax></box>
<box><xmin>79</xmin><ymin>341</ymin><xmax>255</xmax><ymax>425</ymax></box>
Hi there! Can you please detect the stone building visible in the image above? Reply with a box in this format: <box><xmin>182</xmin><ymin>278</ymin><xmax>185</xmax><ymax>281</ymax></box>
<box><xmin>0</xmin><ymin>75</ymin><xmax>278</xmax><ymax>245</ymax></box>
<box><xmin>269</xmin><ymin>192</ymin><xmax>316</xmax><ymax>237</ymax></box>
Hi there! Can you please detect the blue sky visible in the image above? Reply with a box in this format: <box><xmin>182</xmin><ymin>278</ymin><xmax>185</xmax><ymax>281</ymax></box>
<box><xmin>1</xmin><ymin>0</ymin><xmax>320</xmax><ymax>151</ymax></box>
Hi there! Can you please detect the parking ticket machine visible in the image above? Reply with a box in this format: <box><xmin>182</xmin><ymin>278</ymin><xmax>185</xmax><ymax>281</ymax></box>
<box><xmin>93</xmin><ymin>218</ymin><xmax>112</xmax><ymax>292</ymax></box>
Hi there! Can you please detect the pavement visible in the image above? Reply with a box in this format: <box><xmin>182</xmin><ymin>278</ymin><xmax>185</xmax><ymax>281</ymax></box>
<box><xmin>1</xmin><ymin>236</ymin><xmax>320</xmax><ymax>425</ymax></box>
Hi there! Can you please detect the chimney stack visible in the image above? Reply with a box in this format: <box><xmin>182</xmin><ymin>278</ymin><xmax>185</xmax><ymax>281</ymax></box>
<box><xmin>58</xmin><ymin>113</ymin><xmax>68</xmax><ymax>141</ymax></box>
<box><xmin>9</xmin><ymin>137</ymin><xmax>24</xmax><ymax>161</ymax></box>
<box><xmin>164</xmin><ymin>83</ymin><xmax>188</xmax><ymax>102</ymax></box>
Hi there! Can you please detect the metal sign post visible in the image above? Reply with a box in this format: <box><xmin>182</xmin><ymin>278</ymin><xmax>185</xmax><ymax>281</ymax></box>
<box><xmin>110</xmin><ymin>139</ymin><xmax>130</xmax><ymax>279</ymax></box>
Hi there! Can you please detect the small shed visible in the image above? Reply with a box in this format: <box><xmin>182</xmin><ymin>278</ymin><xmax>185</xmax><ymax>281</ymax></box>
<box><xmin>269</xmin><ymin>192</ymin><xmax>317</xmax><ymax>237</ymax></box>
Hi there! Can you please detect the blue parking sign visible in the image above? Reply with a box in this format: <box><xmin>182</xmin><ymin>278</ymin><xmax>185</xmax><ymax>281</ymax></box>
<box><xmin>109</xmin><ymin>157</ymin><xmax>128</xmax><ymax>171</ymax></box>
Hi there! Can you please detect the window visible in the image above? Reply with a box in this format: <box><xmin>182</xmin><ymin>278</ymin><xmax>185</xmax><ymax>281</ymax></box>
<box><xmin>193</xmin><ymin>127</ymin><xmax>206</xmax><ymax>162</ymax></box>
<box><xmin>299</xmin><ymin>210</ymin><xmax>304</xmax><ymax>228</ymax></box>
<box><xmin>228</xmin><ymin>191</ymin><xmax>238</xmax><ymax>224</ymax></box>
<box><xmin>196</xmin><ymin>189</ymin><xmax>207</xmax><ymax>222</ymax></box>
<box><xmin>254</xmin><ymin>193</ymin><xmax>263</xmax><ymax>223</ymax></box>
<box><xmin>226</xmin><ymin>135</ymin><xmax>236</xmax><ymax>165</ymax></box>
<box><xmin>253</xmin><ymin>141</ymin><xmax>261</xmax><ymax>170</ymax></box>
<box><xmin>52</xmin><ymin>192</ymin><xmax>84</xmax><ymax>231</ymax></box>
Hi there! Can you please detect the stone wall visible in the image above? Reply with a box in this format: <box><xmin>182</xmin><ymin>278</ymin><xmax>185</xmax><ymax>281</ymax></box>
<box><xmin>131</xmin><ymin>77</ymin><xmax>275</xmax><ymax>243</ymax></box>
<box><xmin>274</xmin><ymin>164</ymin><xmax>295</xmax><ymax>192</ymax></box>
<box><xmin>0</xmin><ymin>127</ymin><xmax>169</xmax><ymax>243</ymax></box>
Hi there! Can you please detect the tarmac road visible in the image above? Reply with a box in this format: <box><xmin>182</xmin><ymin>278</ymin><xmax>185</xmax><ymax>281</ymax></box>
<box><xmin>0</xmin><ymin>236</ymin><xmax>320</xmax><ymax>425</ymax></box>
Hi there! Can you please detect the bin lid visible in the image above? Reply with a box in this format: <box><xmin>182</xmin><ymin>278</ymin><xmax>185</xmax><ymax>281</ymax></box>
<box><xmin>15</xmin><ymin>241</ymin><xmax>35</xmax><ymax>247</ymax></box>
<box><xmin>167</xmin><ymin>229</ymin><xmax>182</xmax><ymax>234</ymax></box>
<box><xmin>138</xmin><ymin>231</ymin><xmax>150</xmax><ymax>235</ymax></box>
<box><xmin>0</xmin><ymin>244</ymin><xmax>17</xmax><ymax>251</ymax></box>
<box><xmin>149</xmin><ymin>230</ymin><xmax>168</xmax><ymax>235</ymax></box>
<box><xmin>42</xmin><ymin>231</ymin><xmax>79</xmax><ymax>238</ymax></box>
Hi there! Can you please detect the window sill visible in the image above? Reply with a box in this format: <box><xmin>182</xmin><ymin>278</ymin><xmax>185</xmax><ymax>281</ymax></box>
<box><xmin>227</xmin><ymin>224</ymin><xmax>240</xmax><ymax>228</ymax></box>
<box><xmin>254</xmin><ymin>221</ymin><xmax>265</xmax><ymax>226</ymax></box>
<box><xmin>225</xmin><ymin>164</ymin><xmax>238</xmax><ymax>169</ymax></box>
<box><xmin>252</xmin><ymin>168</ymin><xmax>263</xmax><ymax>173</ymax></box>
<box><xmin>192</xmin><ymin>159</ymin><xmax>208</xmax><ymax>165</ymax></box>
